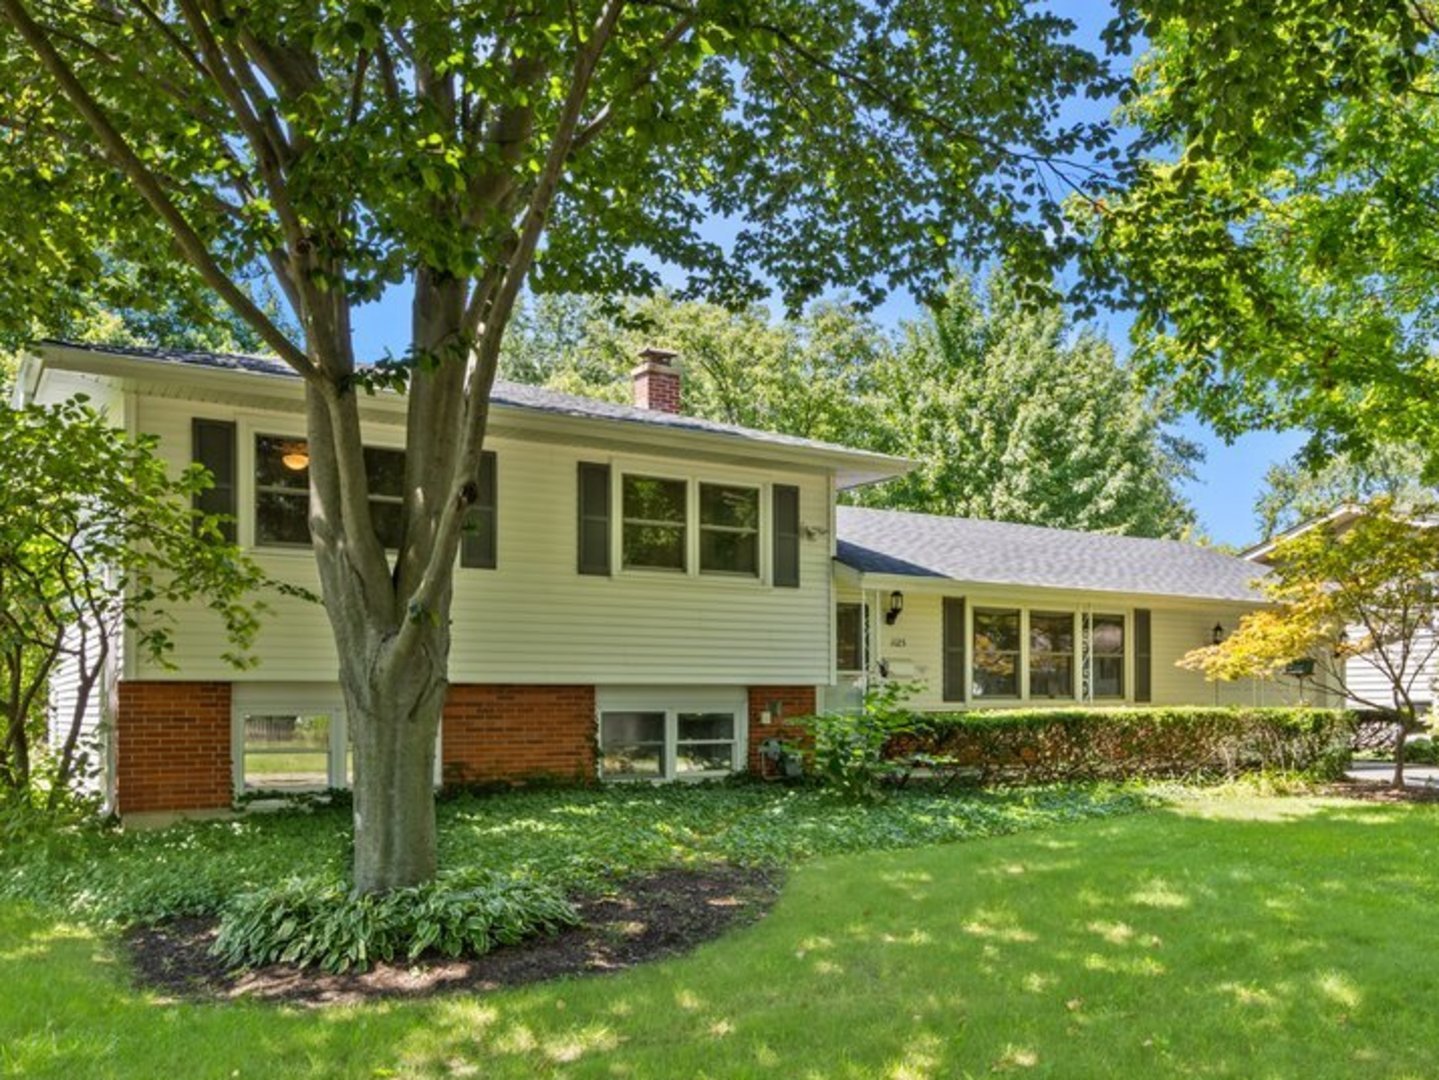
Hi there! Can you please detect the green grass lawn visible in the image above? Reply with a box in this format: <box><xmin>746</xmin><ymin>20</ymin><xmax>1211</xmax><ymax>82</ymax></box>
<box><xmin>5</xmin><ymin>793</ymin><xmax>1438</xmax><ymax>1078</ymax></box>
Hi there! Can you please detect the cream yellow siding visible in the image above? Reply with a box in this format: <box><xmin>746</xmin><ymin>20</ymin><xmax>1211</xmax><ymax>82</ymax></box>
<box><xmin>129</xmin><ymin>395</ymin><xmax>835</xmax><ymax>686</ymax></box>
<box><xmin>847</xmin><ymin>584</ymin><xmax>1329</xmax><ymax>711</ymax></box>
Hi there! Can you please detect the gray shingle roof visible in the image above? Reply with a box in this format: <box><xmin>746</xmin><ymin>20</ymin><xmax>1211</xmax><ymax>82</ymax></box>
<box><xmin>836</xmin><ymin>506</ymin><xmax>1266</xmax><ymax>602</ymax></box>
<box><xmin>40</xmin><ymin>340</ymin><xmax>903</xmax><ymax>466</ymax></box>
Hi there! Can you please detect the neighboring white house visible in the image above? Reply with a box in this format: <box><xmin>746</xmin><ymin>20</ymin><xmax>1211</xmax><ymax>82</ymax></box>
<box><xmin>13</xmin><ymin>339</ymin><xmax>1314</xmax><ymax>817</ymax></box>
<box><xmin>1244</xmin><ymin>506</ymin><xmax>1439</xmax><ymax>713</ymax></box>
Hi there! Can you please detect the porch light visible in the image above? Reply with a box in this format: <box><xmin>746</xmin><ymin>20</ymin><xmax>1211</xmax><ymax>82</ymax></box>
<box><xmin>282</xmin><ymin>444</ymin><xmax>310</xmax><ymax>471</ymax></box>
<box><xmin>1211</xmin><ymin>622</ymin><xmax>1225</xmax><ymax>646</ymax></box>
<box><xmin>885</xmin><ymin>590</ymin><xmax>905</xmax><ymax>625</ymax></box>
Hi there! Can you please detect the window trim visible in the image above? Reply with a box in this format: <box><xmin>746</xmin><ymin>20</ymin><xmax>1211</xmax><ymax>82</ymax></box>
<box><xmin>607</xmin><ymin>461</ymin><xmax>779</xmax><ymax>586</ymax></box>
<box><xmin>231</xmin><ymin>687</ymin><xmax>444</xmax><ymax>798</ymax></box>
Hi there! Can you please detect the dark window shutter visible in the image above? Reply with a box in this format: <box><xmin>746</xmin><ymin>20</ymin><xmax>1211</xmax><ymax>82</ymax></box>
<box><xmin>460</xmin><ymin>451</ymin><xmax>498</xmax><ymax>569</ymax></box>
<box><xmin>191</xmin><ymin>418</ymin><xmax>237</xmax><ymax>542</ymax></box>
<box><xmin>577</xmin><ymin>462</ymin><xmax>611</xmax><ymax>575</ymax></box>
<box><xmin>1134</xmin><ymin>608</ymin><xmax>1153</xmax><ymax>703</ymax></box>
<box><xmin>942</xmin><ymin>597</ymin><xmax>967</xmax><ymax>703</ymax></box>
<box><xmin>772</xmin><ymin>484</ymin><xmax>801</xmax><ymax>587</ymax></box>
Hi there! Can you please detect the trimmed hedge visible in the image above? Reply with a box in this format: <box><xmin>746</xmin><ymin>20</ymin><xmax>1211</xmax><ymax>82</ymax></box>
<box><xmin>888</xmin><ymin>707</ymin><xmax>1355</xmax><ymax>785</ymax></box>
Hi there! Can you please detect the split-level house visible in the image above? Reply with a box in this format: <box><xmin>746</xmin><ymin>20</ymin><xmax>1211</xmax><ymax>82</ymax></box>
<box><xmin>13</xmin><ymin>340</ymin><xmax>1316</xmax><ymax>818</ymax></box>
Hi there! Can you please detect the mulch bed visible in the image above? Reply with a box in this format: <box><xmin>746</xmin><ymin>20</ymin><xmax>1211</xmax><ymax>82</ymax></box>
<box><xmin>124</xmin><ymin>865</ymin><xmax>781</xmax><ymax>1007</ymax></box>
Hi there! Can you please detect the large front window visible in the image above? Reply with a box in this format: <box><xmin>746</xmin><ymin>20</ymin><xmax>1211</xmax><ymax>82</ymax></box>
<box><xmin>599</xmin><ymin>706</ymin><xmax>741</xmax><ymax>779</ymax></box>
<box><xmin>253</xmin><ymin>436</ymin><xmax>406</xmax><ymax>549</ymax></box>
<box><xmin>1029</xmin><ymin>612</ymin><xmax>1075</xmax><ymax>699</ymax></box>
<box><xmin>973</xmin><ymin>608</ymin><xmax>1021</xmax><ymax>698</ymax></box>
<box><xmin>621</xmin><ymin>475</ymin><xmax>687</xmax><ymax>570</ymax></box>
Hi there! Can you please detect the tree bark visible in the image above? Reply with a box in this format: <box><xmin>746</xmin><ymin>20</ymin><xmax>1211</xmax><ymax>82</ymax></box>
<box><xmin>1392</xmin><ymin>710</ymin><xmax>1412</xmax><ymax>789</ymax></box>
<box><xmin>343</xmin><ymin>643</ymin><xmax>448</xmax><ymax>892</ymax></box>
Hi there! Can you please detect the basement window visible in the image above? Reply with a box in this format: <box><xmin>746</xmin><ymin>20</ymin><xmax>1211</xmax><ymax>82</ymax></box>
<box><xmin>240</xmin><ymin>713</ymin><xmax>338</xmax><ymax>791</ymax></box>
<box><xmin>599</xmin><ymin>707</ymin><xmax>741</xmax><ymax>780</ymax></box>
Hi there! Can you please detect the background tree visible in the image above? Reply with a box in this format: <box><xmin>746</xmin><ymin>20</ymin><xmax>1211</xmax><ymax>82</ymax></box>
<box><xmin>1087</xmin><ymin>2</ymin><xmax>1439</xmax><ymax>475</ymax></box>
<box><xmin>505</xmin><ymin>273</ymin><xmax>1200</xmax><ymax>537</ymax></box>
<box><xmin>852</xmin><ymin>273</ymin><xmax>1201</xmax><ymax>536</ymax></box>
<box><xmin>0</xmin><ymin>1</ymin><xmax>1120</xmax><ymax>891</ymax></box>
<box><xmin>0</xmin><ymin>400</ymin><xmax>270</xmax><ymax>808</ymax></box>
<box><xmin>1179</xmin><ymin>499</ymin><xmax>1439</xmax><ymax>787</ymax></box>
<box><xmin>1254</xmin><ymin>444</ymin><xmax>1437</xmax><ymax>541</ymax></box>
<box><xmin>502</xmin><ymin>291</ymin><xmax>886</xmax><ymax>443</ymax></box>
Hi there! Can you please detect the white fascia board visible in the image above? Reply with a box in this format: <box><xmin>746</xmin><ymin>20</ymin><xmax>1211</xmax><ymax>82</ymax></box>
<box><xmin>1240</xmin><ymin>505</ymin><xmax>1367</xmax><ymax>563</ymax></box>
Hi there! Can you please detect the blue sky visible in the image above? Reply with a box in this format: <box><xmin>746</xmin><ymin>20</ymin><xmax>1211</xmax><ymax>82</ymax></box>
<box><xmin>350</xmin><ymin>4</ymin><xmax>1303</xmax><ymax>551</ymax></box>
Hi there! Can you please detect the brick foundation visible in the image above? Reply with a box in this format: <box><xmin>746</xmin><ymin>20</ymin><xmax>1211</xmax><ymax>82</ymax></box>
<box><xmin>115</xmin><ymin>681</ymin><xmax>233</xmax><ymax>815</ymax></box>
<box><xmin>442</xmin><ymin>684</ymin><xmax>597</xmax><ymax>785</ymax></box>
<box><xmin>746</xmin><ymin>685</ymin><xmax>817</xmax><ymax>775</ymax></box>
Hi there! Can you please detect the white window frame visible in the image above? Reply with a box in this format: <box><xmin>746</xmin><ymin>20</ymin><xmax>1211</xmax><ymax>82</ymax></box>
<box><xmin>618</xmin><ymin>470</ymin><xmax>690</xmax><ymax>573</ymax></box>
<box><xmin>972</xmin><ymin>606</ymin><xmax>1024</xmax><ymax>701</ymax></box>
<box><xmin>242</xmin><ymin>423</ymin><xmax>407</xmax><ymax>554</ymax></box>
<box><xmin>697</xmin><ymin>480</ymin><xmax>762</xmax><ymax>578</ymax></box>
<box><xmin>1028</xmin><ymin>610</ymin><xmax>1078</xmax><ymax>701</ymax></box>
<box><xmin>610</xmin><ymin>460</ymin><xmax>774</xmax><ymax>585</ymax></box>
<box><xmin>595</xmin><ymin>687</ymin><xmax>748</xmax><ymax>781</ymax></box>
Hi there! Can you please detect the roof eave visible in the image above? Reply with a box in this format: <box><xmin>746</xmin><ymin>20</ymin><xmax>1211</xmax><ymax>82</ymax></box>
<box><xmin>34</xmin><ymin>343</ymin><xmax>914</xmax><ymax>482</ymax></box>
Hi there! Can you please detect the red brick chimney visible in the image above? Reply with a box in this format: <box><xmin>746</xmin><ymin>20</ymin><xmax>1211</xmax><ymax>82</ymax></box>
<box><xmin>631</xmin><ymin>346</ymin><xmax>681</xmax><ymax>413</ymax></box>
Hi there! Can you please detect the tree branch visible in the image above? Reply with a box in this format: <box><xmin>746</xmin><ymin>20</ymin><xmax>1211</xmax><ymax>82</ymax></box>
<box><xmin>0</xmin><ymin>0</ymin><xmax>312</xmax><ymax>374</ymax></box>
<box><xmin>396</xmin><ymin>0</ymin><xmax>627</xmax><ymax>654</ymax></box>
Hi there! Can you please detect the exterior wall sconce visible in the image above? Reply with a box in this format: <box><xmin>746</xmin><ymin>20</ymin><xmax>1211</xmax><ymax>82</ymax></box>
<box><xmin>1211</xmin><ymin>622</ymin><xmax>1225</xmax><ymax>646</ymax></box>
<box><xmin>885</xmin><ymin>590</ymin><xmax>905</xmax><ymax>625</ymax></box>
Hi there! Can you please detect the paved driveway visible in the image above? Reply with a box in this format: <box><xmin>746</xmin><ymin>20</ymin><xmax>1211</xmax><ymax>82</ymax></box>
<box><xmin>1346</xmin><ymin>761</ymin><xmax>1439</xmax><ymax>789</ymax></box>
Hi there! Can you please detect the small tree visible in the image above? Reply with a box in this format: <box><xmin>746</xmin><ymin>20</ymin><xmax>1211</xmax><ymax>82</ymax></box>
<box><xmin>0</xmin><ymin>399</ymin><xmax>272</xmax><ymax>808</ymax></box>
<box><xmin>1179</xmin><ymin>500</ymin><xmax>1439</xmax><ymax>787</ymax></box>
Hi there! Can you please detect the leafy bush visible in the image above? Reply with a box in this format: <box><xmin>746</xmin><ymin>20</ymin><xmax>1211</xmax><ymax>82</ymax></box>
<box><xmin>803</xmin><ymin>682</ymin><xmax>923</xmax><ymax>801</ymax></box>
<box><xmin>212</xmin><ymin>871</ymin><xmax>579</xmax><ymax>973</ymax></box>
<box><xmin>890</xmin><ymin>707</ymin><xmax>1354</xmax><ymax>785</ymax></box>
<box><xmin>1403</xmin><ymin>736</ymin><xmax>1439</xmax><ymax>765</ymax></box>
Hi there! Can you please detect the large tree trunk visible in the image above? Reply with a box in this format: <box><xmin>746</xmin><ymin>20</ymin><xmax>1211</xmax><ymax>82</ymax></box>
<box><xmin>344</xmin><ymin>647</ymin><xmax>449</xmax><ymax>892</ymax></box>
<box><xmin>303</xmin><ymin>289</ymin><xmax>465</xmax><ymax>894</ymax></box>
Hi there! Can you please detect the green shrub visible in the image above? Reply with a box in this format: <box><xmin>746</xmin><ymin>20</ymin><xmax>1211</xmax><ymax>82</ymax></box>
<box><xmin>803</xmin><ymin>682</ymin><xmax>923</xmax><ymax>801</ymax></box>
<box><xmin>890</xmin><ymin>707</ymin><xmax>1354</xmax><ymax>785</ymax></box>
<box><xmin>1404</xmin><ymin>736</ymin><xmax>1439</xmax><ymax>765</ymax></box>
<box><xmin>212</xmin><ymin>870</ymin><xmax>579</xmax><ymax>973</ymax></box>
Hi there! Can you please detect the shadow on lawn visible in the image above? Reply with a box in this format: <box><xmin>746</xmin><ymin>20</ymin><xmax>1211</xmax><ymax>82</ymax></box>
<box><xmin>4</xmin><ymin>797</ymin><xmax>1438</xmax><ymax>1079</ymax></box>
